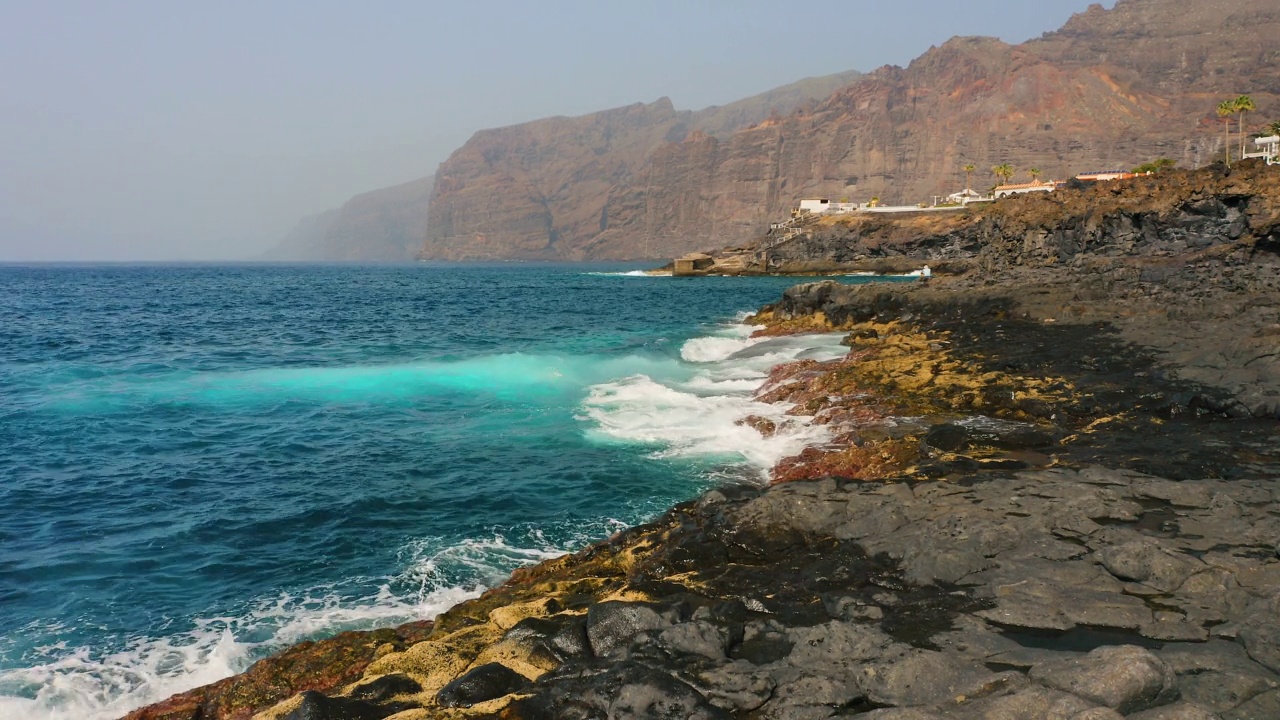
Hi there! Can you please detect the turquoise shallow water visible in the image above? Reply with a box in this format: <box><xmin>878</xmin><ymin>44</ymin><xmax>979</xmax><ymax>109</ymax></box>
<box><xmin>0</xmin><ymin>263</ymin><xmax>902</xmax><ymax>718</ymax></box>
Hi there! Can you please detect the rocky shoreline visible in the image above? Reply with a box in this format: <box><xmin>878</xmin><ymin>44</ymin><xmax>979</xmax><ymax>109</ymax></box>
<box><xmin>126</xmin><ymin>164</ymin><xmax>1280</xmax><ymax>719</ymax></box>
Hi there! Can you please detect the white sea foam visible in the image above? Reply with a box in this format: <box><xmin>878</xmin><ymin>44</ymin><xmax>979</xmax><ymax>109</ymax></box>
<box><xmin>581</xmin><ymin>375</ymin><xmax>827</xmax><ymax>471</ymax></box>
<box><xmin>581</xmin><ymin>323</ymin><xmax>850</xmax><ymax>475</ymax></box>
<box><xmin>0</xmin><ymin>530</ymin><xmax>577</xmax><ymax>720</ymax></box>
<box><xmin>679</xmin><ymin>334</ymin><xmax>763</xmax><ymax>363</ymax></box>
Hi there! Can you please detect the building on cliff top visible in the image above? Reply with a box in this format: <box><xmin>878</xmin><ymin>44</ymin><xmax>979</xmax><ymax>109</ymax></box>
<box><xmin>1244</xmin><ymin>135</ymin><xmax>1279</xmax><ymax>165</ymax></box>
<box><xmin>792</xmin><ymin>198</ymin><xmax>861</xmax><ymax>217</ymax></box>
<box><xmin>946</xmin><ymin>188</ymin><xmax>989</xmax><ymax>205</ymax></box>
<box><xmin>993</xmin><ymin>180</ymin><xmax>1061</xmax><ymax>198</ymax></box>
<box><xmin>1075</xmin><ymin>170</ymin><xmax>1137</xmax><ymax>182</ymax></box>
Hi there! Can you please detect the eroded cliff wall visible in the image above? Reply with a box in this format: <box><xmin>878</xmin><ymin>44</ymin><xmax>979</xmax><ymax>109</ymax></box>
<box><xmin>425</xmin><ymin>0</ymin><xmax>1280</xmax><ymax>261</ymax></box>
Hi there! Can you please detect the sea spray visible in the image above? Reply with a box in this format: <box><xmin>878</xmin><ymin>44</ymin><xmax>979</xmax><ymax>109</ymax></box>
<box><xmin>581</xmin><ymin>327</ymin><xmax>850</xmax><ymax>474</ymax></box>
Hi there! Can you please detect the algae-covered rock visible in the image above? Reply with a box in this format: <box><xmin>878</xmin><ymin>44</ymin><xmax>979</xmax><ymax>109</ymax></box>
<box><xmin>121</xmin><ymin>622</ymin><xmax>431</xmax><ymax>720</ymax></box>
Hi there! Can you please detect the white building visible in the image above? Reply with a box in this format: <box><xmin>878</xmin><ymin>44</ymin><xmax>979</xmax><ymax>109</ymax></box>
<box><xmin>993</xmin><ymin>181</ymin><xmax>1058</xmax><ymax>199</ymax></box>
<box><xmin>795</xmin><ymin>198</ymin><xmax>831</xmax><ymax>214</ymax></box>
<box><xmin>792</xmin><ymin>198</ymin><xmax>861</xmax><ymax>216</ymax></box>
<box><xmin>1076</xmin><ymin>170</ymin><xmax>1136</xmax><ymax>182</ymax></box>
<box><xmin>946</xmin><ymin>188</ymin><xmax>987</xmax><ymax>204</ymax></box>
<box><xmin>1245</xmin><ymin>135</ymin><xmax>1280</xmax><ymax>165</ymax></box>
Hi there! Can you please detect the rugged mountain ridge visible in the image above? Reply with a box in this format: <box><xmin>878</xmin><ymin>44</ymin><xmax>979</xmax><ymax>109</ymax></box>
<box><xmin>419</xmin><ymin>70</ymin><xmax>862</xmax><ymax>261</ymax></box>
<box><xmin>424</xmin><ymin>0</ymin><xmax>1280</xmax><ymax>261</ymax></box>
<box><xmin>263</xmin><ymin>175</ymin><xmax>433</xmax><ymax>262</ymax></box>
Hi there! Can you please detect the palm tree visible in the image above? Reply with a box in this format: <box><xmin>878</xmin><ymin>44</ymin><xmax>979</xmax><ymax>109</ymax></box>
<box><xmin>992</xmin><ymin>163</ymin><xmax>1015</xmax><ymax>186</ymax></box>
<box><xmin>963</xmin><ymin>164</ymin><xmax>975</xmax><ymax>191</ymax></box>
<box><xmin>1269</xmin><ymin>120</ymin><xmax>1280</xmax><ymax>137</ymax></box>
<box><xmin>1029</xmin><ymin>167</ymin><xmax>1042</xmax><ymax>183</ymax></box>
<box><xmin>1235</xmin><ymin>95</ymin><xmax>1256</xmax><ymax>158</ymax></box>
<box><xmin>1218</xmin><ymin>100</ymin><xmax>1238</xmax><ymax>165</ymax></box>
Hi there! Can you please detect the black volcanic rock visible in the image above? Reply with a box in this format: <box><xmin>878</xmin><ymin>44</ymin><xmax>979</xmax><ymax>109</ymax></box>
<box><xmin>435</xmin><ymin>662</ymin><xmax>530</xmax><ymax>708</ymax></box>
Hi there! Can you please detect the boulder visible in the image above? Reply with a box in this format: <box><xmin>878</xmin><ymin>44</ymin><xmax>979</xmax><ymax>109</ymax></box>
<box><xmin>586</xmin><ymin>601</ymin><xmax>673</xmax><ymax>657</ymax></box>
<box><xmin>1096</xmin><ymin>541</ymin><xmax>1201</xmax><ymax>593</ymax></box>
<box><xmin>435</xmin><ymin>663</ymin><xmax>530</xmax><ymax>708</ymax></box>
<box><xmin>508</xmin><ymin>662</ymin><xmax>731</xmax><ymax>720</ymax></box>
<box><xmin>282</xmin><ymin>691</ymin><xmax>401</xmax><ymax>720</ymax></box>
<box><xmin>349</xmin><ymin>673</ymin><xmax>422</xmax><ymax>702</ymax></box>
<box><xmin>1029</xmin><ymin>645</ymin><xmax>1179</xmax><ymax>714</ymax></box>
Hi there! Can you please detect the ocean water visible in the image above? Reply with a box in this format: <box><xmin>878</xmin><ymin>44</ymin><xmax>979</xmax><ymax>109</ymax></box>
<box><xmin>0</xmin><ymin>263</ymin><xmax>902</xmax><ymax>719</ymax></box>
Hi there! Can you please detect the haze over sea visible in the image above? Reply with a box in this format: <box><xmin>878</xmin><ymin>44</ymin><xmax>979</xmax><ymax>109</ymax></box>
<box><xmin>0</xmin><ymin>264</ymin><xmax>899</xmax><ymax>719</ymax></box>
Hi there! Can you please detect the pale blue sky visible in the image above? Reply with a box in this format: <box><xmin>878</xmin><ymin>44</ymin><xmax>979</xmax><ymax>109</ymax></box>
<box><xmin>0</xmin><ymin>1</ymin><xmax>1112</xmax><ymax>260</ymax></box>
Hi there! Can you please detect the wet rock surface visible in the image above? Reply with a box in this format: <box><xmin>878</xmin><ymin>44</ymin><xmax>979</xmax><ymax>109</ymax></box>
<box><xmin>436</xmin><ymin>663</ymin><xmax>531</xmax><ymax>708</ymax></box>
<box><xmin>120</xmin><ymin>622</ymin><xmax>432</xmax><ymax>720</ymax></box>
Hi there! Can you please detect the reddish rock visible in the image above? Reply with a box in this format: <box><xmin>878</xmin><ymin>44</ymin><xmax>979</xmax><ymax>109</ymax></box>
<box><xmin>122</xmin><ymin>621</ymin><xmax>432</xmax><ymax>720</ymax></box>
<box><xmin>737</xmin><ymin>415</ymin><xmax>778</xmax><ymax>437</ymax></box>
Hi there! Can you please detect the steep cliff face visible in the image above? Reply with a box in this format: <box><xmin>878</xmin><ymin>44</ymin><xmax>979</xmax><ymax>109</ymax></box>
<box><xmin>421</xmin><ymin>71</ymin><xmax>862</xmax><ymax>261</ymax></box>
<box><xmin>421</xmin><ymin>99</ymin><xmax>689</xmax><ymax>261</ymax></box>
<box><xmin>264</xmin><ymin>175</ymin><xmax>433</xmax><ymax>262</ymax></box>
<box><xmin>425</xmin><ymin>0</ymin><xmax>1279</xmax><ymax>261</ymax></box>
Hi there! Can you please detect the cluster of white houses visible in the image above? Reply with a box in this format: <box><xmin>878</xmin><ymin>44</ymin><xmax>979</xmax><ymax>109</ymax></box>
<box><xmin>789</xmin><ymin>170</ymin><xmax>1130</xmax><ymax>218</ymax></box>
<box><xmin>790</xmin><ymin>141</ymin><xmax>1280</xmax><ymax>219</ymax></box>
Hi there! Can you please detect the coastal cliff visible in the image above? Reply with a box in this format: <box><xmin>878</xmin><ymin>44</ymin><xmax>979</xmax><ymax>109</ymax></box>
<box><xmin>418</xmin><ymin>70</ymin><xmax>861</xmax><ymax>262</ymax></box>
<box><xmin>263</xmin><ymin>176</ymin><xmax>434</xmax><ymax>262</ymax></box>
<box><xmin>128</xmin><ymin>159</ymin><xmax>1280</xmax><ymax>719</ymax></box>
<box><xmin>424</xmin><ymin>0</ymin><xmax>1279</xmax><ymax>261</ymax></box>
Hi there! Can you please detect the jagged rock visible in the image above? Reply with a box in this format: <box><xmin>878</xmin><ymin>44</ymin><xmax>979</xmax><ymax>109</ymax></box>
<box><xmin>692</xmin><ymin>661</ymin><xmax>776</xmax><ymax>713</ymax></box>
<box><xmin>349</xmin><ymin>673</ymin><xmax>422</xmax><ymax>702</ymax></box>
<box><xmin>121</xmin><ymin>622</ymin><xmax>433</xmax><ymax>720</ymax></box>
<box><xmin>508</xmin><ymin>662</ymin><xmax>732</xmax><ymax>720</ymax></box>
<box><xmin>1029</xmin><ymin>645</ymin><xmax>1180</xmax><ymax>714</ymax></box>
<box><xmin>925</xmin><ymin>423</ymin><xmax>970</xmax><ymax>451</ymax></box>
<box><xmin>586</xmin><ymin>601</ymin><xmax>673</xmax><ymax>657</ymax></box>
<box><xmin>656</xmin><ymin>620</ymin><xmax>729</xmax><ymax>660</ymax></box>
<box><xmin>282</xmin><ymin>691</ymin><xmax>403</xmax><ymax>720</ymax></box>
<box><xmin>435</xmin><ymin>662</ymin><xmax>530</xmax><ymax>708</ymax></box>
<box><xmin>549</xmin><ymin>617</ymin><xmax>593</xmax><ymax>659</ymax></box>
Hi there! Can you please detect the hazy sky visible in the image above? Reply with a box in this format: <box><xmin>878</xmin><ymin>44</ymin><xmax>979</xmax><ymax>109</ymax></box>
<box><xmin>0</xmin><ymin>1</ymin><xmax>1113</xmax><ymax>261</ymax></box>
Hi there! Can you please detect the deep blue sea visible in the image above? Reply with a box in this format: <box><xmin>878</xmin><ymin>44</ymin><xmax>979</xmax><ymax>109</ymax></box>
<box><xmin>0</xmin><ymin>263</ymin><xmax>902</xmax><ymax>719</ymax></box>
